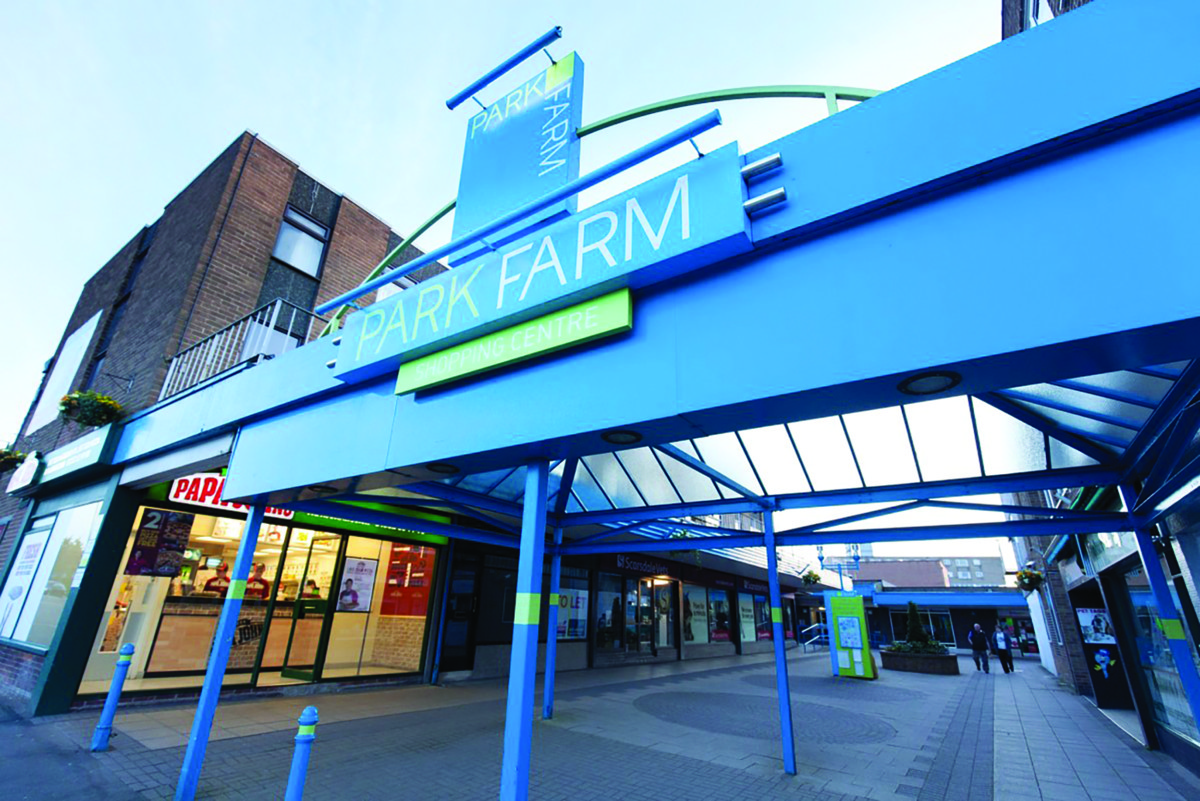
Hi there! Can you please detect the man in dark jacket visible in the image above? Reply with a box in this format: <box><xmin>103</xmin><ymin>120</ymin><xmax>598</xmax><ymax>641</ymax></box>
<box><xmin>992</xmin><ymin>624</ymin><xmax>1015</xmax><ymax>674</ymax></box>
<box><xmin>968</xmin><ymin>623</ymin><xmax>990</xmax><ymax>673</ymax></box>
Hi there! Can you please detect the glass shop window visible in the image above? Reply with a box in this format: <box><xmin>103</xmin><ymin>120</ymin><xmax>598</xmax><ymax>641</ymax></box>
<box><xmin>754</xmin><ymin>595</ymin><xmax>773</xmax><ymax>641</ymax></box>
<box><xmin>554</xmin><ymin>568</ymin><xmax>589</xmax><ymax>641</ymax></box>
<box><xmin>682</xmin><ymin>584</ymin><xmax>709</xmax><ymax>645</ymax></box>
<box><xmin>595</xmin><ymin>572</ymin><xmax>623</xmax><ymax>652</ymax></box>
<box><xmin>0</xmin><ymin>503</ymin><xmax>103</xmax><ymax>648</ymax></box>
<box><xmin>708</xmin><ymin>589</ymin><xmax>732</xmax><ymax>642</ymax></box>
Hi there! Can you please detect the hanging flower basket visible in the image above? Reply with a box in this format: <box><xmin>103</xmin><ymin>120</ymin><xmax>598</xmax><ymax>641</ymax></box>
<box><xmin>0</xmin><ymin>446</ymin><xmax>25</xmax><ymax>473</ymax></box>
<box><xmin>59</xmin><ymin>391</ymin><xmax>123</xmax><ymax>428</ymax></box>
<box><xmin>1016</xmin><ymin>569</ymin><xmax>1044</xmax><ymax>593</ymax></box>
<box><xmin>800</xmin><ymin>570</ymin><xmax>822</xmax><ymax>586</ymax></box>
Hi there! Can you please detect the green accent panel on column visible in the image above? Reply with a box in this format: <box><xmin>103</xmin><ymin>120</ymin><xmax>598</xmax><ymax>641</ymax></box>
<box><xmin>545</xmin><ymin>52</ymin><xmax>576</xmax><ymax>91</ymax></box>
<box><xmin>1160</xmin><ymin>618</ymin><xmax>1187</xmax><ymax>640</ymax></box>
<box><xmin>549</xmin><ymin>593</ymin><xmax>560</xmax><ymax>606</ymax></box>
<box><xmin>117</xmin><ymin>655</ymin><xmax>132</xmax><ymax>664</ymax></box>
<box><xmin>396</xmin><ymin>289</ymin><xmax>632</xmax><ymax>395</ymax></box>
<box><xmin>771</xmin><ymin>607</ymin><xmax>783</xmax><ymax>624</ymax></box>
<box><xmin>228</xmin><ymin>580</ymin><xmax>245</xmax><ymax>601</ymax></box>
<box><xmin>514</xmin><ymin>592</ymin><xmax>541</xmax><ymax>626</ymax></box>
<box><xmin>297</xmin><ymin>724</ymin><xmax>317</xmax><ymax>736</ymax></box>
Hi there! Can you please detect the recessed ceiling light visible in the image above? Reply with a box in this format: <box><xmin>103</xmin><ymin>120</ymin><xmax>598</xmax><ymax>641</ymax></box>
<box><xmin>898</xmin><ymin>371</ymin><xmax>961</xmax><ymax>396</ymax></box>
<box><xmin>426</xmin><ymin>462</ymin><xmax>460</xmax><ymax>475</ymax></box>
<box><xmin>307</xmin><ymin>485</ymin><xmax>339</xmax><ymax>494</ymax></box>
<box><xmin>602</xmin><ymin>429</ymin><xmax>643</xmax><ymax>445</ymax></box>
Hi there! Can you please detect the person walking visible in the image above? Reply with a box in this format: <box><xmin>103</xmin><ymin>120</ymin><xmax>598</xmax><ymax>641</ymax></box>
<box><xmin>968</xmin><ymin>622</ymin><xmax>990</xmax><ymax>673</ymax></box>
<box><xmin>991</xmin><ymin>623</ymin><xmax>1015</xmax><ymax>674</ymax></box>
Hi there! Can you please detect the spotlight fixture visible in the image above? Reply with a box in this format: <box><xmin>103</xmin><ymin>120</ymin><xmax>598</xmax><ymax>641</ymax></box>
<box><xmin>307</xmin><ymin>484</ymin><xmax>339</xmax><ymax>494</ymax></box>
<box><xmin>898</xmin><ymin>370</ymin><xmax>961</xmax><ymax>396</ymax></box>
<box><xmin>426</xmin><ymin>462</ymin><xmax>460</xmax><ymax>475</ymax></box>
<box><xmin>601</xmin><ymin>429</ymin><xmax>643</xmax><ymax>445</ymax></box>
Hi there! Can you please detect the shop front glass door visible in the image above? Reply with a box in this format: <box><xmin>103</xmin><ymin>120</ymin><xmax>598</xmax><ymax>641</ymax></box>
<box><xmin>654</xmin><ymin>580</ymin><xmax>675</xmax><ymax>649</ymax></box>
<box><xmin>638</xmin><ymin>579</ymin><xmax>655</xmax><ymax>653</ymax></box>
<box><xmin>277</xmin><ymin>530</ymin><xmax>341</xmax><ymax>682</ymax></box>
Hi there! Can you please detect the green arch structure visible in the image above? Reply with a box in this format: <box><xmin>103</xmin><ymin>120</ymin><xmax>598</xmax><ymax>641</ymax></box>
<box><xmin>318</xmin><ymin>84</ymin><xmax>880</xmax><ymax>337</ymax></box>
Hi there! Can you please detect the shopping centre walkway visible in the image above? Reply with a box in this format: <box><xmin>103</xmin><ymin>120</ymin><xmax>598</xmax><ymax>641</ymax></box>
<box><xmin>4</xmin><ymin>650</ymin><xmax>1198</xmax><ymax>800</ymax></box>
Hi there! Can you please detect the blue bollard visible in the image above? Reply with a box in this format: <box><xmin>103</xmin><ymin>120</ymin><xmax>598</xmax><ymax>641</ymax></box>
<box><xmin>90</xmin><ymin>643</ymin><xmax>135</xmax><ymax>752</ymax></box>
<box><xmin>284</xmin><ymin>706</ymin><xmax>319</xmax><ymax>801</ymax></box>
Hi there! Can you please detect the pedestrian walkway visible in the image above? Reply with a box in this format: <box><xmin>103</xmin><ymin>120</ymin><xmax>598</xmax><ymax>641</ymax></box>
<box><xmin>3</xmin><ymin>651</ymin><xmax>1198</xmax><ymax>799</ymax></box>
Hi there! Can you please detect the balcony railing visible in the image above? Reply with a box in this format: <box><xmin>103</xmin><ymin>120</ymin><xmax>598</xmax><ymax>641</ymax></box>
<box><xmin>159</xmin><ymin>299</ymin><xmax>324</xmax><ymax>400</ymax></box>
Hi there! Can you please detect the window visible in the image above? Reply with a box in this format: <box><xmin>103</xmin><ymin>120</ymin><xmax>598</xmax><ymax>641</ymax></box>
<box><xmin>0</xmin><ymin>504</ymin><xmax>103</xmax><ymax>648</ymax></box>
<box><xmin>955</xmin><ymin>559</ymin><xmax>968</xmax><ymax>566</ymax></box>
<box><xmin>555</xmin><ymin>568</ymin><xmax>589</xmax><ymax>640</ymax></box>
<box><xmin>958</xmin><ymin>570</ymin><xmax>971</xmax><ymax>579</ymax></box>
<box><xmin>272</xmin><ymin>207</ymin><xmax>328</xmax><ymax>278</ymax></box>
<box><xmin>83</xmin><ymin>299</ymin><xmax>127</xmax><ymax>391</ymax></box>
<box><xmin>683</xmin><ymin>584</ymin><xmax>709</xmax><ymax>644</ymax></box>
<box><xmin>972</xmin><ymin>559</ymin><xmax>982</xmax><ymax>566</ymax></box>
<box><xmin>26</xmin><ymin>311</ymin><xmax>102</xmax><ymax>434</ymax></box>
<box><xmin>975</xmin><ymin>570</ymin><xmax>984</xmax><ymax>578</ymax></box>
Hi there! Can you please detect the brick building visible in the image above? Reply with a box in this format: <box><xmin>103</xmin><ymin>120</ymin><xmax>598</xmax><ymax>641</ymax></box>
<box><xmin>0</xmin><ymin>132</ymin><xmax>439</xmax><ymax>706</ymax></box>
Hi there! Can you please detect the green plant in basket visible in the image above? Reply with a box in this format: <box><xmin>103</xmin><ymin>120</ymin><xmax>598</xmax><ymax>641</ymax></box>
<box><xmin>59</xmin><ymin>391</ymin><xmax>123</xmax><ymax>427</ymax></box>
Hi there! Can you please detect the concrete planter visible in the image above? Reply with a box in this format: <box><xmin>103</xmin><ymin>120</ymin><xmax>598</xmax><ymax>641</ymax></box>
<box><xmin>880</xmin><ymin>650</ymin><xmax>960</xmax><ymax>675</ymax></box>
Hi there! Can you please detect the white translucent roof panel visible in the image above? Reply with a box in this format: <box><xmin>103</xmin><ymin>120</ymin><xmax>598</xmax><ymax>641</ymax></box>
<box><xmin>491</xmin><ymin>467</ymin><xmax>529</xmax><ymax>500</ymax></box>
<box><xmin>1070</xmin><ymin>370</ymin><xmax>1173</xmax><ymax>406</ymax></box>
<box><xmin>777</xmin><ymin>502</ymin><xmax>910</xmax><ymax>532</ymax></box>
<box><xmin>738</xmin><ymin>425</ymin><xmax>811</xmax><ymax>495</ymax></box>
<box><xmin>1049</xmin><ymin>438</ymin><xmax>1101</xmax><ymax>469</ymax></box>
<box><xmin>788</xmin><ymin>417</ymin><xmax>863</xmax><ymax>491</ymax></box>
<box><xmin>1008</xmin><ymin>383</ymin><xmax>1151</xmax><ymax>428</ymax></box>
<box><xmin>1017</xmin><ymin>404</ymin><xmax>1135</xmax><ymax>448</ymax></box>
<box><xmin>571</xmin><ymin>463</ymin><xmax>613</xmax><ymax>510</ymax></box>
<box><xmin>905</xmin><ymin>397</ymin><xmax>982</xmax><ymax>481</ymax></box>
<box><xmin>582</xmin><ymin>453</ymin><xmax>646</xmax><ymax>508</ymax></box>
<box><xmin>842</xmin><ymin>407</ymin><xmax>920</xmax><ymax>486</ymax></box>
<box><xmin>614</xmin><ymin>448</ymin><xmax>681</xmax><ymax>506</ymax></box>
<box><xmin>693</xmin><ymin>432</ymin><xmax>765</xmax><ymax>500</ymax></box>
<box><xmin>455</xmin><ymin>468</ymin><xmax>515</xmax><ymax>496</ymax></box>
<box><xmin>972</xmin><ymin>397</ymin><xmax>1048</xmax><ymax>475</ymax></box>
<box><xmin>659</xmin><ymin>441</ymin><xmax>721</xmax><ymax>502</ymax></box>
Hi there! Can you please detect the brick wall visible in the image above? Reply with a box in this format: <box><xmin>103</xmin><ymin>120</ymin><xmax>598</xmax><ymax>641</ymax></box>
<box><xmin>365</xmin><ymin>616</ymin><xmax>427</xmax><ymax>673</ymax></box>
<box><xmin>0</xmin><ymin>646</ymin><xmax>44</xmax><ymax>705</ymax></box>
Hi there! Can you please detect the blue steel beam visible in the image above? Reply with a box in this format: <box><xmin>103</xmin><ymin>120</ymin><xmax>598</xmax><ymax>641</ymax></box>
<box><xmin>764</xmin><ymin>512</ymin><xmax>797</xmax><ymax>775</ymax></box>
<box><xmin>315</xmin><ymin>109</ymin><xmax>723</xmax><ymax>314</ymax></box>
<box><xmin>175</xmin><ymin>505</ymin><xmax>266</xmax><ymax>800</ymax></box>
<box><xmin>558</xmin><ymin>534</ymin><xmax>765</xmax><ymax>556</ymax></box>
<box><xmin>286</xmin><ymin>500</ymin><xmax>520</xmax><ymax>549</ymax></box>
<box><xmin>1140</xmin><ymin>404</ymin><xmax>1200</xmax><ymax>503</ymax></box>
<box><xmin>1118</xmin><ymin>485</ymin><xmax>1200</xmax><ymax>734</ymax></box>
<box><xmin>1049</xmin><ymin>379</ymin><xmax>1157</xmax><ymax>410</ymax></box>
<box><xmin>993</xmin><ymin>389</ymin><xmax>1143</xmax><ymax>430</ymax></box>
<box><xmin>775</xmin><ymin>515</ymin><xmax>1132</xmax><ymax>547</ymax></box>
<box><xmin>552</xmin><ymin>458</ymin><xmax>578</xmax><ymax>517</ymax></box>
<box><xmin>571</xmin><ymin>519</ymin><xmax>655</xmax><ymax>545</ymax></box>
<box><xmin>500</xmin><ymin>461</ymin><xmax>550</xmax><ymax>801</ymax></box>
<box><xmin>446</xmin><ymin>26</ymin><xmax>562</xmax><ymax>110</ymax></box>
<box><xmin>792</xmin><ymin>501</ymin><xmax>925</xmax><ymax>532</ymax></box>
<box><xmin>921</xmin><ymin>499</ymin><xmax>1107</xmax><ymax>519</ymax></box>
<box><xmin>1135</xmin><ymin>452</ymin><xmax>1200</xmax><ymax>526</ymax></box>
<box><xmin>1123</xmin><ymin>360</ymin><xmax>1200</xmax><ymax>474</ymax></box>
<box><xmin>975</xmin><ymin>393</ymin><xmax>1117</xmax><ymax>465</ymax></box>
<box><xmin>654</xmin><ymin>443</ymin><xmax>771</xmax><ymax>507</ymax></box>
<box><xmin>405</xmin><ymin>482</ymin><xmax>531</xmax><ymax>521</ymax></box>
<box><xmin>543</xmin><ymin>527</ymin><xmax>564</xmax><ymax>720</ymax></box>
<box><xmin>557</xmin><ymin>466</ymin><xmax>1121</xmax><ymax>527</ymax></box>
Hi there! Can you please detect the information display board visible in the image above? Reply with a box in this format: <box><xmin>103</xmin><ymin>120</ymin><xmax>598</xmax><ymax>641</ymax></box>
<box><xmin>827</xmin><ymin>592</ymin><xmax>876</xmax><ymax>680</ymax></box>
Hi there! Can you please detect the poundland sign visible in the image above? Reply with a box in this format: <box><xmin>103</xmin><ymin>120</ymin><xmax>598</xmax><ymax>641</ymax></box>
<box><xmin>335</xmin><ymin>144</ymin><xmax>749</xmax><ymax>385</ymax></box>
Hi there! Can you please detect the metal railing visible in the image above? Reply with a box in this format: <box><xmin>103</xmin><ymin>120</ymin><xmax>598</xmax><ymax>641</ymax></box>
<box><xmin>159</xmin><ymin>299</ymin><xmax>324</xmax><ymax>400</ymax></box>
<box><xmin>800</xmin><ymin>623</ymin><xmax>828</xmax><ymax>653</ymax></box>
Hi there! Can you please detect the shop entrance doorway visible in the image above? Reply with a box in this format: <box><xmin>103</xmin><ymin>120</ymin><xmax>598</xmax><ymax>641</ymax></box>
<box><xmin>278</xmin><ymin>530</ymin><xmax>342</xmax><ymax>682</ymax></box>
<box><xmin>629</xmin><ymin>578</ymin><xmax>676</xmax><ymax>656</ymax></box>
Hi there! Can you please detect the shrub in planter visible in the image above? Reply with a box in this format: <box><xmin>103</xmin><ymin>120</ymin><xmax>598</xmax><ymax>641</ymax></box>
<box><xmin>59</xmin><ymin>391</ymin><xmax>123</xmax><ymax>428</ymax></box>
<box><xmin>800</xmin><ymin>570</ymin><xmax>822</xmax><ymax>586</ymax></box>
<box><xmin>0</xmin><ymin>446</ymin><xmax>25</xmax><ymax>473</ymax></box>
<box><xmin>885</xmin><ymin>601</ymin><xmax>950</xmax><ymax>656</ymax></box>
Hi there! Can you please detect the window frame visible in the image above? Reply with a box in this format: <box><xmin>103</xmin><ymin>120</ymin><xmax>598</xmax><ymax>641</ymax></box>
<box><xmin>271</xmin><ymin>206</ymin><xmax>330</xmax><ymax>279</ymax></box>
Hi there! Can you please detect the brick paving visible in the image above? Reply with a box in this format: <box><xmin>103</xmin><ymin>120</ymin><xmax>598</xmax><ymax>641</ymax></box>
<box><xmin>3</xmin><ymin>651</ymin><xmax>1200</xmax><ymax>799</ymax></box>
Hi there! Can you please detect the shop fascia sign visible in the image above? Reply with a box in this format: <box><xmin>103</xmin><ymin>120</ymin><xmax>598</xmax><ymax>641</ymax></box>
<box><xmin>6</xmin><ymin>424</ymin><xmax>119</xmax><ymax>496</ymax></box>
<box><xmin>616</xmin><ymin>554</ymin><xmax>672</xmax><ymax>577</ymax></box>
<box><xmin>169</xmin><ymin>473</ymin><xmax>294</xmax><ymax>520</ymax></box>
<box><xmin>332</xmin><ymin>41</ymin><xmax>750</xmax><ymax>393</ymax></box>
<box><xmin>5</xmin><ymin>452</ymin><xmax>43</xmax><ymax>496</ymax></box>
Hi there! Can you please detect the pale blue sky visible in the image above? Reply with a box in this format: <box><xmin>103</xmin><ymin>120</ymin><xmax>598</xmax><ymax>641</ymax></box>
<box><xmin>0</xmin><ymin>1</ymin><xmax>997</xmax><ymax>444</ymax></box>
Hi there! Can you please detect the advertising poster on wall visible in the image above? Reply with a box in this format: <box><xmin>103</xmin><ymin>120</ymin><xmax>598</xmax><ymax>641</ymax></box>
<box><xmin>556</xmin><ymin>588</ymin><xmax>589</xmax><ymax>639</ymax></box>
<box><xmin>380</xmin><ymin>544</ymin><xmax>436</xmax><ymax>616</ymax></box>
<box><xmin>124</xmin><ymin>509</ymin><xmax>194</xmax><ymax>578</ymax></box>
<box><xmin>710</xmin><ymin>595</ymin><xmax>731</xmax><ymax>641</ymax></box>
<box><xmin>738</xmin><ymin>592</ymin><xmax>756</xmax><ymax>643</ymax></box>
<box><xmin>1077</xmin><ymin>608</ymin><xmax>1118</xmax><ymax>644</ymax></box>
<box><xmin>683</xmin><ymin>584</ymin><xmax>709</xmax><ymax>644</ymax></box>
<box><xmin>337</xmin><ymin>557</ymin><xmax>377</xmax><ymax>612</ymax></box>
<box><xmin>0</xmin><ymin>526</ymin><xmax>51</xmax><ymax>638</ymax></box>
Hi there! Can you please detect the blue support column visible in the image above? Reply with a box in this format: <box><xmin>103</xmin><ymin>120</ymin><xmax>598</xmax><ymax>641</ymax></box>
<box><xmin>500</xmin><ymin>461</ymin><xmax>550</xmax><ymax>801</ymax></box>
<box><xmin>431</xmin><ymin>540</ymin><xmax>456</xmax><ymax>685</ymax></box>
<box><xmin>764</xmin><ymin>512</ymin><xmax>797</xmax><ymax>775</ymax></box>
<box><xmin>175</xmin><ymin>504</ymin><xmax>266</xmax><ymax>801</ymax></box>
<box><xmin>542</xmin><ymin>527</ymin><xmax>563</xmax><ymax>720</ymax></box>
<box><xmin>1119</xmin><ymin>485</ymin><xmax>1200</xmax><ymax>733</ymax></box>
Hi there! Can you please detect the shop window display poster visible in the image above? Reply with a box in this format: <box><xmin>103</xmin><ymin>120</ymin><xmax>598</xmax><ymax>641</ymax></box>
<box><xmin>124</xmin><ymin>510</ymin><xmax>194</xmax><ymax>578</ymax></box>
<box><xmin>338</xmin><ymin>557</ymin><xmax>378</xmax><ymax>612</ymax></box>
<box><xmin>1077</xmin><ymin>608</ymin><xmax>1117</xmax><ymax>644</ymax></box>
<box><xmin>0</xmin><ymin>527</ymin><xmax>52</xmax><ymax>638</ymax></box>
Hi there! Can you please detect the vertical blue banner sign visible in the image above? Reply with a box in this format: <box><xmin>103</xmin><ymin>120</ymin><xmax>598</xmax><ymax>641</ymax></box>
<box><xmin>452</xmin><ymin>52</ymin><xmax>586</xmax><ymax>261</ymax></box>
